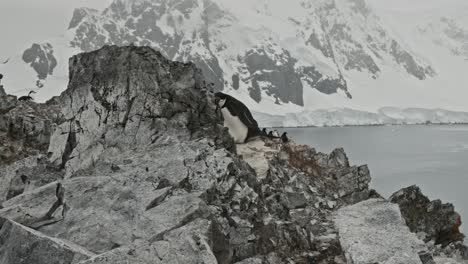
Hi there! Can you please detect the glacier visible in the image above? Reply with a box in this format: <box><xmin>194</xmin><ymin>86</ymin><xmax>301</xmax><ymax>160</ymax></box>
<box><xmin>254</xmin><ymin>107</ymin><xmax>468</xmax><ymax>127</ymax></box>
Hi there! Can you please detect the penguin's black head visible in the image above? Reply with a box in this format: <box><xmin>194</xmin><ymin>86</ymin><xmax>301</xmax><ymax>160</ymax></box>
<box><xmin>0</xmin><ymin>73</ymin><xmax>3</xmax><ymax>80</ymax></box>
<box><xmin>214</xmin><ymin>92</ymin><xmax>228</xmax><ymax>108</ymax></box>
<box><xmin>282</xmin><ymin>132</ymin><xmax>287</xmax><ymax>136</ymax></box>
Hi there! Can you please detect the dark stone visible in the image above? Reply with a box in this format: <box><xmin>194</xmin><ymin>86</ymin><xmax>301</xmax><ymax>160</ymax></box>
<box><xmin>418</xmin><ymin>251</ymin><xmax>436</xmax><ymax>264</ymax></box>
<box><xmin>283</xmin><ymin>192</ymin><xmax>307</xmax><ymax>209</ymax></box>
<box><xmin>390</xmin><ymin>185</ymin><xmax>464</xmax><ymax>246</ymax></box>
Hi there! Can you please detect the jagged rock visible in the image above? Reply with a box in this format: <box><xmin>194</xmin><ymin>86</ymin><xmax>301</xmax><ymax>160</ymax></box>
<box><xmin>0</xmin><ymin>219</ymin><xmax>94</xmax><ymax>264</ymax></box>
<box><xmin>281</xmin><ymin>143</ymin><xmax>374</xmax><ymax>205</ymax></box>
<box><xmin>237</xmin><ymin>138</ymin><xmax>278</xmax><ymax>179</ymax></box>
<box><xmin>0</xmin><ymin>92</ymin><xmax>64</xmax><ymax>202</ymax></box>
<box><xmin>48</xmin><ymin>45</ymin><xmax>233</xmax><ymax>176</ymax></box>
<box><xmin>419</xmin><ymin>251</ymin><xmax>436</xmax><ymax>264</ymax></box>
<box><xmin>0</xmin><ymin>93</ymin><xmax>63</xmax><ymax>165</ymax></box>
<box><xmin>335</xmin><ymin>199</ymin><xmax>429</xmax><ymax>264</ymax></box>
<box><xmin>0</xmin><ymin>142</ymin><xmax>231</xmax><ymax>253</ymax></box>
<box><xmin>0</xmin><ymin>154</ymin><xmax>63</xmax><ymax>204</ymax></box>
<box><xmin>0</xmin><ymin>94</ymin><xmax>16</xmax><ymax>114</ymax></box>
<box><xmin>390</xmin><ymin>185</ymin><xmax>464</xmax><ymax>246</ymax></box>
<box><xmin>78</xmin><ymin>219</ymin><xmax>220</xmax><ymax>264</ymax></box>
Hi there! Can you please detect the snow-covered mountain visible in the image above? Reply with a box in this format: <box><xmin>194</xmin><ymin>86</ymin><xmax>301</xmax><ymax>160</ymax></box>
<box><xmin>1</xmin><ymin>0</ymin><xmax>468</xmax><ymax>124</ymax></box>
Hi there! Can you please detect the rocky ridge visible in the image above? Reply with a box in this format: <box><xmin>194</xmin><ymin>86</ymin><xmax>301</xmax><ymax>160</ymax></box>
<box><xmin>0</xmin><ymin>45</ymin><xmax>466</xmax><ymax>264</ymax></box>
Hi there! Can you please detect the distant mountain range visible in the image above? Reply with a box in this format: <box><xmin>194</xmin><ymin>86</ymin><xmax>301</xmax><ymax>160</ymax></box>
<box><xmin>1</xmin><ymin>0</ymin><xmax>468</xmax><ymax>124</ymax></box>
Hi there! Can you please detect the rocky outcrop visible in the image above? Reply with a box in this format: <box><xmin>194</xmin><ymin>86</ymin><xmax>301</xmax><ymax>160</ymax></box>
<box><xmin>335</xmin><ymin>199</ymin><xmax>430</xmax><ymax>264</ymax></box>
<box><xmin>0</xmin><ymin>91</ymin><xmax>63</xmax><ymax>165</ymax></box>
<box><xmin>390</xmin><ymin>185</ymin><xmax>464</xmax><ymax>246</ymax></box>
<box><xmin>390</xmin><ymin>185</ymin><xmax>468</xmax><ymax>261</ymax></box>
<box><xmin>0</xmin><ymin>45</ymin><xmax>464</xmax><ymax>264</ymax></box>
<box><xmin>48</xmin><ymin>45</ymin><xmax>232</xmax><ymax>175</ymax></box>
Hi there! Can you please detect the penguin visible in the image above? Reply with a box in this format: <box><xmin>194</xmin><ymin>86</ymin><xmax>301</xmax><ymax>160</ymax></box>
<box><xmin>272</xmin><ymin>130</ymin><xmax>280</xmax><ymax>138</ymax></box>
<box><xmin>268</xmin><ymin>131</ymin><xmax>274</xmax><ymax>138</ymax></box>
<box><xmin>281</xmin><ymin>132</ymin><xmax>289</xmax><ymax>143</ymax></box>
<box><xmin>18</xmin><ymin>90</ymin><xmax>36</xmax><ymax>101</ymax></box>
<box><xmin>261</xmin><ymin>128</ymin><xmax>268</xmax><ymax>137</ymax></box>
<box><xmin>215</xmin><ymin>92</ymin><xmax>261</xmax><ymax>143</ymax></box>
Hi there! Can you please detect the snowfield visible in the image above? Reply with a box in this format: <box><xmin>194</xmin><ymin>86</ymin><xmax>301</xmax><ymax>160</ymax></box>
<box><xmin>254</xmin><ymin>107</ymin><xmax>468</xmax><ymax>128</ymax></box>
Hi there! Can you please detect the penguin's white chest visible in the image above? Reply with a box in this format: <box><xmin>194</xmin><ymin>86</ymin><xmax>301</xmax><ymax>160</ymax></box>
<box><xmin>221</xmin><ymin>108</ymin><xmax>248</xmax><ymax>143</ymax></box>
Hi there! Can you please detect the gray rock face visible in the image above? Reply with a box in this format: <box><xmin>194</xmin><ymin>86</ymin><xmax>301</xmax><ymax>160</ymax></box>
<box><xmin>0</xmin><ymin>219</ymin><xmax>94</xmax><ymax>264</ymax></box>
<box><xmin>49</xmin><ymin>45</ymin><xmax>232</xmax><ymax>174</ymax></box>
<box><xmin>0</xmin><ymin>92</ymin><xmax>63</xmax><ymax>166</ymax></box>
<box><xmin>22</xmin><ymin>43</ymin><xmax>58</xmax><ymax>85</ymax></box>
<box><xmin>335</xmin><ymin>199</ymin><xmax>429</xmax><ymax>264</ymax></box>
<box><xmin>390</xmin><ymin>185</ymin><xmax>464</xmax><ymax>246</ymax></box>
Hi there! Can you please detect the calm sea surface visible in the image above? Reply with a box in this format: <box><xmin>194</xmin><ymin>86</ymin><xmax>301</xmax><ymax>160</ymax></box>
<box><xmin>283</xmin><ymin>125</ymin><xmax>468</xmax><ymax>234</ymax></box>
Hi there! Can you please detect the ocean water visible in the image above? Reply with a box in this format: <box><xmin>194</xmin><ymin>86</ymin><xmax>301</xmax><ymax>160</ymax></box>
<box><xmin>283</xmin><ymin>125</ymin><xmax>468</xmax><ymax>235</ymax></box>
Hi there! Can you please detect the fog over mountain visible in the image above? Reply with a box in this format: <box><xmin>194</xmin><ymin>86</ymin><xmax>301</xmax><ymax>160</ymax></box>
<box><xmin>0</xmin><ymin>0</ymin><xmax>467</xmax><ymax>124</ymax></box>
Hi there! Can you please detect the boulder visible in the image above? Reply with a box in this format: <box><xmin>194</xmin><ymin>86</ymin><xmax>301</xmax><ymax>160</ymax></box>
<box><xmin>334</xmin><ymin>199</ymin><xmax>429</xmax><ymax>264</ymax></box>
<box><xmin>0</xmin><ymin>91</ymin><xmax>63</xmax><ymax>166</ymax></box>
<box><xmin>77</xmin><ymin>219</ymin><xmax>220</xmax><ymax>264</ymax></box>
<box><xmin>47</xmin><ymin>45</ymin><xmax>233</xmax><ymax>176</ymax></box>
<box><xmin>390</xmin><ymin>185</ymin><xmax>464</xmax><ymax>246</ymax></box>
<box><xmin>0</xmin><ymin>219</ymin><xmax>94</xmax><ymax>264</ymax></box>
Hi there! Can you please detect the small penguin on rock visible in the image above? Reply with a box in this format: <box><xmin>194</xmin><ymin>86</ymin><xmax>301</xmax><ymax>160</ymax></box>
<box><xmin>262</xmin><ymin>128</ymin><xmax>268</xmax><ymax>137</ymax></box>
<box><xmin>267</xmin><ymin>131</ymin><xmax>274</xmax><ymax>139</ymax></box>
<box><xmin>18</xmin><ymin>90</ymin><xmax>36</xmax><ymax>101</ymax></box>
<box><xmin>215</xmin><ymin>92</ymin><xmax>262</xmax><ymax>143</ymax></box>
<box><xmin>281</xmin><ymin>132</ymin><xmax>289</xmax><ymax>143</ymax></box>
<box><xmin>272</xmin><ymin>130</ymin><xmax>280</xmax><ymax>138</ymax></box>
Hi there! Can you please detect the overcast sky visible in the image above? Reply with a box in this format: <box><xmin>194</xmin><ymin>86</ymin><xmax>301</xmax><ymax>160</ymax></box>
<box><xmin>0</xmin><ymin>0</ymin><xmax>112</xmax><ymax>56</ymax></box>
